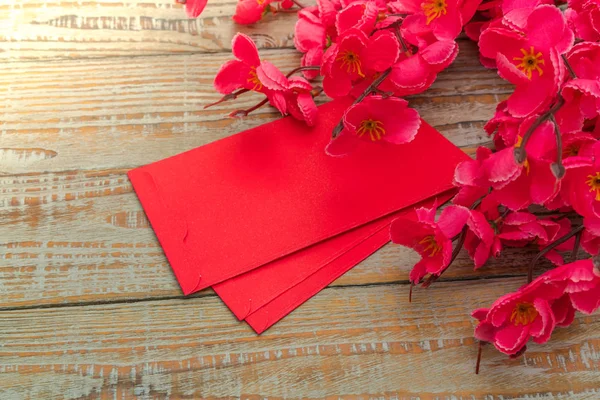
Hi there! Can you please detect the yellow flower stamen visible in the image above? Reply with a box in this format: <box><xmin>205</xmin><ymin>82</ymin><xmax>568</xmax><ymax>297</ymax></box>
<box><xmin>418</xmin><ymin>235</ymin><xmax>442</xmax><ymax>257</ymax></box>
<box><xmin>247</xmin><ymin>67</ymin><xmax>263</xmax><ymax>91</ymax></box>
<box><xmin>336</xmin><ymin>50</ymin><xmax>365</xmax><ymax>77</ymax></box>
<box><xmin>586</xmin><ymin>172</ymin><xmax>600</xmax><ymax>201</ymax></box>
<box><xmin>423</xmin><ymin>0</ymin><xmax>448</xmax><ymax>24</ymax></box>
<box><xmin>356</xmin><ymin>119</ymin><xmax>386</xmax><ymax>141</ymax></box>
<box><xmin>513</xmin><ymin>46</ymin><xmax>545</xmax><ymax>80</ymax></box>
<box><xmin>510</xmin><ymin>302</ymin><xmax>538</xmax><ymax>326</ymax></box>
<box><xmin>515</xmin><ymin>136</ymin><xmax>530</xmax><ymax>175</ymax></box>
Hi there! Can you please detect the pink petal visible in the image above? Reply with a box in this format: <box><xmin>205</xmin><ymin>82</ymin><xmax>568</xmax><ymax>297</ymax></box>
<box><xmin>507</xmin><ymin>81</ymin><xmax>553</xmax><ymax>118</ymax></box>
<box><xmin>256</xmin><ymin>61</ymin><xmax>289</xmax><ymax>91</ymax></box>
<box><xmin>483</xmin><ymin>146</ymin><xmax>522</xmax><ymax>189</ymax></box>
<box><xmin>496</xmin><ymin>53</ymin><xmax>530</xmax><ymax>85</ymax></box>
<box><xmin>527</xmin><ymin>5</ymin><xmax>572</xmax><ymax>53</ymax></box>
<box><xmin>432</xmin><ymin>7</ymin><xmax>462</xmax><ymax>40</ymax></box>
<box><xmin>388</xmin><ymin>0</ymin><xmax>422</xmax><ymax>14</ymax></box>
<box><xmin>491</xmin><ymin>174</ymin><xmax>532</xmax><ymax>211</ymax></box>
<box><xmin>365</xmin><ymin>30</ymin><xmax>400</xmax><ymax>72</ymax></box>
<box><xmin>322</xmin><ymin>73</ymin><xmax>353</xmax><ymax>98</ymax></box>
<box><xmin>382</xmin><ymin>108</ymin><xmax>421</xmax><ymax>145</ymax></box>
<box><xmin>301</xmin><ymin>49</ymin><xmax>324</xmax><ymax>80</ymax></box>
<box><xmin>213</xmin><ymin>60</ymin><xmax>252</xmax><ymax>94</ymax></box>
<box><xmin>325</xmin><ymin>131</ymin><xmax>360</xmax><ymax>156</ymax></box>
<box><xmin>420</xmin><ymin>40</ymin><xmax>459</xmax><ymax>72</ymax></box>
<box><xmin>569</xmin><ymin>284</ymin><xmax>600</xmax><ymax>314</ymax></box>
<box><xmin>296</xmin><ymin>92</ymin><xmax>318</xmax><ymax>126</ymax></box>
<box><xmin>268</xmin><ymin>91</ymin><xmax>287</xmax><ymax>115</ymax></box>
<box><xmin>437</xmin><ymin>205</ymin><xmax>471</xmax><ymax>238</ymax></box>
<box><xmin>494</xmin><ymin>323</ymin><xmax>530</xmax><ymax>355</ymax></box>
<box><xmin>531</xmin><ymin>298</ymin><xmax>556</xmax><ymax>343</ymax></box>
<box><xmin>390</xmin><ymin>55</ymin><xmax>431</xmax><ymax>88</ymax></box>
<box><xmin>232</xmin><ymin>33</ymin><xmax>260</xmax><ymax>66</ymax></box>
<box><xmin>390</xmin><ymin>218</ymin><xmax>433</xmax><ymax>247</ymax></box>
<box><xmin>529</xmin><ymin>159</ymin><xmax>559</xmax><ymax>205</ymax></box>
<box><xmin>336</xmin><ymin>1</ymin><xmax>377</xmax><ymax>34</ymax></box>
<box><xmin>552</xmin><ymin>294</ymin><xmax>576</xmax><ymax>327</ymax></box>
<box><xmin>185</xmin><ymin>0</ymin><xmax>208</xmax><ymax>18</ymax></box>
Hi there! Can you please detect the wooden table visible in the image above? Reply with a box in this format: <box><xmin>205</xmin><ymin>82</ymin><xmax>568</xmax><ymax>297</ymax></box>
<box><xmin>1</xmin><ymin>1</ymin><xmax>599</xmax><ymax>398</ymax></box>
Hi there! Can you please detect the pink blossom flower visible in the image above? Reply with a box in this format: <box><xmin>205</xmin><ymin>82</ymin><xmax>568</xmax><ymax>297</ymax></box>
<box><xmin>214</xmin><ymin>33</ymin><xmax>280</xmax><ymax>95</ymax></box>
<box><xmin>389</xmin><ymin>40</ymin><xmax>459</xmax><ymax>96</ymax></box>
<box><xmin>336</xmin><ymin>0</ymin><xmax>379</xmax><ymax>34</ymax></box>
<box><xmin>484</xmin><ymin>101</ymin><xmax>523</xmax><ymax>150</ymax></box>
<box><xmin>497</xmin><ymin>212</ymin><xmax>573</xmax><ymax>263</ymax></box>
<box><xmin>464</xmin><ymin>200</ymin><xmax>502</xmax><ymax>268</ymax></box>
<box><xmin>565</xmin><ymin>141</ymin><xmax>600</xmax><ymax>218</ymax></box>
<box><xmin>555</xmin><ymin>43</ymin><xmax>600</xmax><ymax>133</ymax></box>
<box><xmin>541</xmin><ymin>259</ymin><xmax>600</xmax><ymax>314</ymax></box>
<box><xmin>545</xmin><ymin>132</ymin><xmax>598</xmax><ymax>209</ymax></box>
<box><xmin>294</xmin><ymin>8</ymin><xmax>331</xmax><ymax>80</ymax></box>
<box><xmin>453</xmin><ymin>146</ymin><xmax>492</xmax><ymax>207</ymax></box>
<box><xmin>478</xmin><ymin>5</ymin><xmax>574</xmax><ymax>117</ymax></box>
<box><xmin>326</xmin><ymin>95</ymin><xmax>421</xmax><ymax>155</ymax></box>
<box><xmin>473</xmin><ymin>280</ymin><xmax>558</xmax><ymax>355</ymax></box>
<box><xmin>390</xmin><ymin>0</ymin><xmax>482</xmax><ymax>41</ymax></box>
<box><xmin>283</xmin><ymin>76</ymin><xmax>319</xmax><ymax>126</ymax></box>
<box><xmin>321</xmin><ymin>29</ymin><xmax>400</xmax><ymax>98</ymax></box>
<box><xmin>214</xmin><ymin>33</ymin><xmax>317</xmax><ymax>124</ymax></box>
<box><xmin>482</xmin><ymin>119</ymin><xmax>559</xmax><ymax>210</ymax></box>
<box><xmin>233</xmin><ymin>0</ymin><xmax>294</xmax><ymax>24</ymax></box>
<box><xmin>390</xmin><ymin>204</ymin><xmax>470</xmax><ymax>284</ymax></box>
<box><xmin>475</xmin><ymin>259</ymin><xmax>600</xmax><ymax>355</ymax></box>
<box><xmin>565</xmin><ymin>0</ymin><xmax>600</xmax><ymax>41</ymax></box>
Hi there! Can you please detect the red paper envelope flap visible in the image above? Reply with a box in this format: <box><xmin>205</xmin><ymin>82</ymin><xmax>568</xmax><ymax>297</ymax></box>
<box><xmin>242</xmin><ymin>191</ymin><xmax>454</xmax><ymax>334</ymax></box>
<box><xmin>128</xmin><ymin>99</ymin><xmax>469</xmax><ymax>294</ymax></box>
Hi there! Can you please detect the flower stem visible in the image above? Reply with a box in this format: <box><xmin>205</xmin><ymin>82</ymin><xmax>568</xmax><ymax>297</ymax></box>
<box><xmin>527</xmin><ymin>225</ymin><xmax>584</xmax><ymax>283</ymax></box>
<box><xmin>285</xmin><ymin>65</ymin><xmax>321</xmax><ymax>78</ymax></box>
<box><xmin>331</xmin><ymin>68</ymin><xmax>392</xmax><ymax>138</ymax></box>
<box><xmin>475</xmin><ymin>341</ymin><xmax>484</xmax><ymax>375</ymax></box>
<box><xmin>205</xmin><ymin>89</ymin><xmax>250</xmax><ymax>109</ymax></box>
<box><xmin>229</xmin><ymin>97</ymin><xmax>269</xmax><ymax>118</ymax></box>
<box><xmin>571</xmin><ymin>229</ymin><xmax>582</xmax><ymax>262</ymax></box>
<box><xmin>549</xmin><ymin>115</ymin><xmax>565</xmax><ymax>179</ymax></box>
<box><xmin>561</xmin><ymin>54</ymin><xmax>577</xmax><ymax>79</ymax></box>
<box><xmin>290</xmin><ymin>0</ymin><xmax>306</xmax><ymax>8</ymax></box>
<box><xmin>514</xmin><ymin>96</ymin><xmax>565</xmax><ymax>164</ymax></box>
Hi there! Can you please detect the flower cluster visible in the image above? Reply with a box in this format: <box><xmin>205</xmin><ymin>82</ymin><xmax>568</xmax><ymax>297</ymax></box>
<box><xmin>473</xmin><ymin>259</ymin><xmax>600</xmax><ymax>357</ymax></box>
<box><xmin>203</xmin><ymin>0</ymin><xmax>483</xmax><ymax>153</ymax></box>
<box><xmin>389</xmin><ymin>0</ymin><xmax>600</xmax><ymax>366</ymax></box>
<box><xmin>180</xmin><ymin>0</ymin><xmax>600</xmax><ymax>371</ymax></box>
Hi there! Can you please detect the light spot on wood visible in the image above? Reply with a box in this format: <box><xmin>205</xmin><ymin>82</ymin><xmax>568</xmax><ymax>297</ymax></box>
<box><xmin>107</xmin><ymin>211</ymin><xmax>150</xmax><ymax>229</ymax></box>
<box><xmin>0</xmin><ymin>148</ymin><xmax>57</xmax><ymax>167</ymax></box>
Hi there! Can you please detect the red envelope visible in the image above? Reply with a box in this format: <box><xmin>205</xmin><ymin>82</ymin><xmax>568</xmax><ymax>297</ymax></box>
<box><xmin>128</xmin><ymin>99</ymin><xmax>468</xmax><ymax>303</ymax></box>
<box><xmin>241</xmin><ymin>192</ymin><xmax>452</xmax><ymax>334</ymax></box>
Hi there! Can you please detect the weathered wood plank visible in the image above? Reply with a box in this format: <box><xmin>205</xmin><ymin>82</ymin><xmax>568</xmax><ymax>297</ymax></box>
<box><xmin>0</xmin><ymin>279</ymin><xmax>598</xmax><ymax>399</ymax></box>
<box><xmin>0</xmin><ymin>39</ymin><xmax>508</xmax><ymax>175</ymax></box>
<box><xmin>0</xmin><ymin>0</ymin><xmax>301</xmax><ymax>60</ymax></box>
<box><xmin>1</xmin><ymin>164</ymin><xmax>557</xmax><ymax>309</ymax></box>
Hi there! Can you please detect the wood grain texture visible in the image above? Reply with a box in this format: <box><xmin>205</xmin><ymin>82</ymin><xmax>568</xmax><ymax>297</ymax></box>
<box><xmin>2</xmin><ymin>1</ymin><xmax>599</xmax><ymax>397</ymax></box>
<box><xmin>0</xmin><ymin>0</ymin><xmax>300</xmax><ymax>60</ymax></box>
<box><xmin>0</xmin><ymin>39</ymin><xmax>507</xmax><ymax>175</ymax></box>
<box><xmin>0</xmin><ymin>279</ymin><xmax>599</xmax><ymax>399</ymax></box>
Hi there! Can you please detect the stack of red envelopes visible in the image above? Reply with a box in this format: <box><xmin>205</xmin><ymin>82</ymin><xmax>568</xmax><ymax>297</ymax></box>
<box><xmin>128</xmin><ymin>99</ymin><xmax>468</xmax><ymax>333</ymax></box>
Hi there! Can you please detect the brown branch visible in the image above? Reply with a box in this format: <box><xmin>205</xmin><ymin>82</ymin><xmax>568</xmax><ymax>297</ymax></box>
<box><xmin>561</xmin><ymin>54</ymin><xmax>577</xmax><ymax>79</ymax></box>
<box><xmin>331</xmin><ymin>68</ymin><xmax>392</xmax><ymax>138</ymax></box>
<box><xmin>527</xmin><ymin>225</ymin><xmax>584</xmax><ymax>283</ymax></box>
<box><xmin>514</xmin><ymin>96</ymin><xmax>565</xmax><ymax>164</ymax></box>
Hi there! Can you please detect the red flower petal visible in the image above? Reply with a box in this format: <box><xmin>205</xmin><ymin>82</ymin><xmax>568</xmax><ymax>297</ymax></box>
<box><xmin>213</xmin><ymin>59</ymin><xmax>252</xmax><ymax>94</ymax></box>
<box><xmin>185</xmin><ymin>0</ymin><xmax>208</xmax><ymax>18</ymax></box>
<box><xmin>232</xmin><ymin>33</ymin><xmax>260</xmax><ymax>66</ymax></box>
